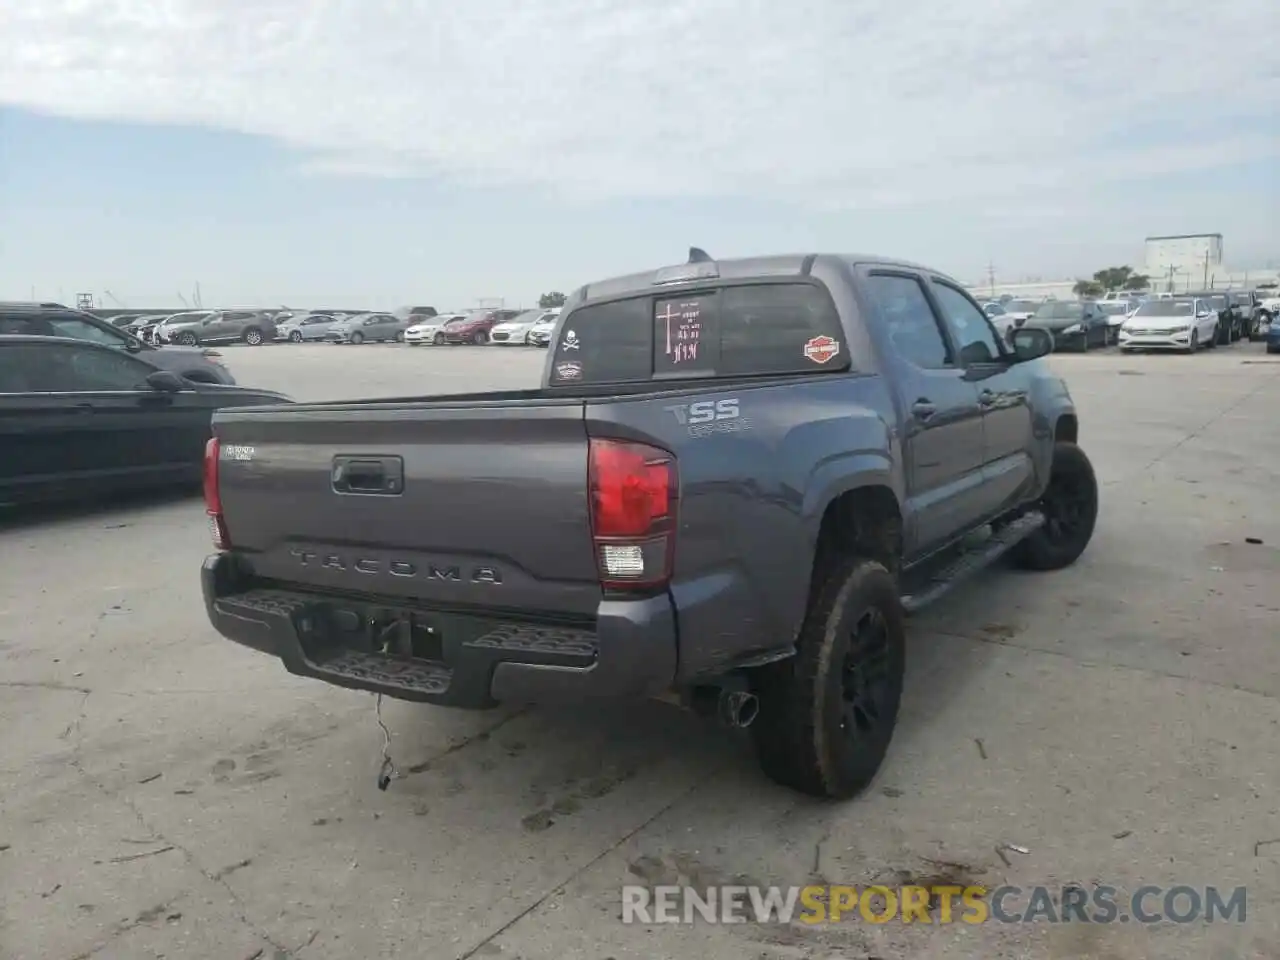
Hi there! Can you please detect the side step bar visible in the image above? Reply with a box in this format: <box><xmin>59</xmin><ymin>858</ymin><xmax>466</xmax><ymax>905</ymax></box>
<box><xmin>900</xmin><ymin>511</ymin><xmax>1045</xmax><ymax>614</ymax></box>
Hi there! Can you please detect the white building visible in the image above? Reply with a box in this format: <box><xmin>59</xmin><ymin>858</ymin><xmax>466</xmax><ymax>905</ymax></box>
<box><xmin>964</xmin><ymin>280</ymin><xmax>1077</xmax><ymax>301</ymax></box>
<box><xmin>1143</xmin><ymin>234</ymin><xmax>1226</xmax><ymax>290</ymax></box>
<box><xmin>963</xmin><ymin>232</ymin><xmax>1276</xmax><ymax>300</ymax></box>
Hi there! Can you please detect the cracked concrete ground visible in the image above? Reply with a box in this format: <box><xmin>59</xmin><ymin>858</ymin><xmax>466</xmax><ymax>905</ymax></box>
<box><xmin>2</xmin><ymin>341</ymin><xmax>1278</xmax><ymax>960</ymax></box>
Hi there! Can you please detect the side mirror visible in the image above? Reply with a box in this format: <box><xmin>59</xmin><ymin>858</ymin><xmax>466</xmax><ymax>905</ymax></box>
<box><xmin>145</xmin><ymin>370</ymin><xmax>185</xmax><ymax>393</ymax></box>
<box><xmin>1009</xmin><ymin>327</ymin><xmax>1053</xmax><ymax>362</ymax></box>
<box><xmin>124</xmin><ymin>337</ymin><xmax>143</xmax><ymax>353</ymax></box>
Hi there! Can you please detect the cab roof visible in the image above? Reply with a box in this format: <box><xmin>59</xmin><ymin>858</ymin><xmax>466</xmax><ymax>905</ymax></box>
<box><xmin>573</xmin><ymin>248</ymin><xmax>957</xmax><ymax>304</ymax></box>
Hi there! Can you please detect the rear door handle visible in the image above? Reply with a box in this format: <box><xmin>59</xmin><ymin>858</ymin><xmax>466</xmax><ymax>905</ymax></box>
<box><xmin>332</xmin><ymin>455</ymin><xmax>404</xmax><ymax>495</ymax></box>
<box><xmin>911</xmin><ymin>399</ymin><xmax>937</xmax><ymax>420</ymax></box>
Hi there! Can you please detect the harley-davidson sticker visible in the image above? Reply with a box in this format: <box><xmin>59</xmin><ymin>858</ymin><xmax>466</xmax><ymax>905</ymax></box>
<box><xmin>803</xmin><ymin>335</ymin><xmax>840</xmax><ymax>364</ymax></box>
<box><xmin>555</xmin><ymin>361</ymin><xmax>582</xmax><ymax>380</ymax></box>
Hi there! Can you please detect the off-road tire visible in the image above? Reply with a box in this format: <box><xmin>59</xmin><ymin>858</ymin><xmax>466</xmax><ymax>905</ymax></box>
<box><xmin>1010</xmin><ymin>441</ymin><xmax>1098</xmax><ymax>571</ymax></box>
<box><xmin>751</xmin><ymin>557</ymin><xmax>906</xmax><ymax>800</ymax></box>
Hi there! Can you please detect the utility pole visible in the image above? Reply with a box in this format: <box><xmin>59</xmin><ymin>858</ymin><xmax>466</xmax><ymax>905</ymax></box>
<box><xmin>986</xmin><ymin>261</ymin><xmax>996</xmax><ymax>298</ymax></box>
<box><xmin>1203</xmin><ymin>249</ymin><xmax>1210</xmax><ymax>290</ymax></box>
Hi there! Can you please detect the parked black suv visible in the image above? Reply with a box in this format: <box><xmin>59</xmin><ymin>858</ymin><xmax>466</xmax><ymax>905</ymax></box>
<box><xmin>1184</xmin><ymin>291</ymin><xmax>1242</xmax><ymax>344</ymax></box>
<box><xmin>1229</xmin><ymin>290</ymin><xmax>1264</xmax><ymax>340</ymax></box>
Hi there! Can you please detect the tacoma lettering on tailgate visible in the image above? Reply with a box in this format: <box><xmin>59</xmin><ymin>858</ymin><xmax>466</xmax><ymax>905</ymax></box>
<box><xmin>288</xmin><ymin>548</ymin><xmax>503</xmax><ymax>584</ymax></box>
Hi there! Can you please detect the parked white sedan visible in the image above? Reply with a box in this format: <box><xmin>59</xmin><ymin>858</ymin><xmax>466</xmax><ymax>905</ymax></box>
<box><xmin>404</xmin><ymin>313</ymin><xmax>466</xmax><ymax>346</ymax></box>
<box><xmin>527</xmin><ymin>312</ymin><xmax>560</xmax><ymax>347</ymax></box>
<box><xmin>489</xmin><ymin>308</ymin><xmax>560</xmax><ymax>345</ymax></box>
<box><xmin>1118</xmin><ymin>298</ymin><xmax>1218</xmax><ymax>353</ymax></box>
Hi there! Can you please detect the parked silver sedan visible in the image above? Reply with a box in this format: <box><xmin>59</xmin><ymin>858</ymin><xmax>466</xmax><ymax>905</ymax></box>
<box><xmin>275</xmin><ymin>312</ymin><xmax>340</xmax><ymax>342</ymax></box>
<box><xmin>324</xmin><ymin>312</ymin><xmax>411</xmax><ymax>344</ymax></box>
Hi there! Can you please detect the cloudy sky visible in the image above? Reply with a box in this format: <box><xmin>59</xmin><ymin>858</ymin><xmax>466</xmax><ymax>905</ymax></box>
<box><xmin>1</xmin><ymin>0</ymin><xmax>1276</xmax><ymax>309</ymax></box>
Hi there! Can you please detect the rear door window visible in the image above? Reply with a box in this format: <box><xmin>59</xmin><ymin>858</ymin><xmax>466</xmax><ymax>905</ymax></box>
<box><xmin>548</xmin><ymin>281</ymin><xmax>848</xmax><ymax>385</ymax></box>
<box><xmin>717</xmin><ymin>283</ymin><xmax>845</xmax><ymax>375</ymax></box>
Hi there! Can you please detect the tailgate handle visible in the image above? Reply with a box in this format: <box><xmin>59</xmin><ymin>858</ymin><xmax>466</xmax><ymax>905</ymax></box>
<box><xmin>332</xmin><ymin>455</ymin><xmax>403</xmax><ymax>495</ymax></box>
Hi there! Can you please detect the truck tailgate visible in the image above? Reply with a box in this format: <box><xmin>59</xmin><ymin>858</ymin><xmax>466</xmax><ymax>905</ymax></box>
<box><xmin>211</xmin><ymin>400</ymin><xmax>602</xmax><ymax>616</ymax></box>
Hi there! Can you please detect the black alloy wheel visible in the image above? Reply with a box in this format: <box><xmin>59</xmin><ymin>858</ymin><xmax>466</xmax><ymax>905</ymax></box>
<box><xmin>1010</xmin><ymin>441</ymin><xmax>1099</xmax><ymax>571</ymax></box>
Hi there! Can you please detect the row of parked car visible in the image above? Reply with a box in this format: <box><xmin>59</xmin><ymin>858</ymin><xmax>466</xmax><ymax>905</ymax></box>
<box><xmin>977</xmin><ymin>288</ymin><xmax>1277</xmax><ymax>353</ymax></box>
<box><xmin>98</xmin><ymin>306</ymin><xmax>567</xmax><ymax>348</ymax></box>
<box><xmin>277</xmin><ymin>307</ymin><xmax>564</xmax><ymax>346</ymax></box>
<box><xmin>104</xmin><ymin>309</ymin><xmax>282</xmax><ymax>346</ymax></box>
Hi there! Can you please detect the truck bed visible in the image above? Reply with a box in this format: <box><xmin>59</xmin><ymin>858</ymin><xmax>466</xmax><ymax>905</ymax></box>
<box><xmin>210</xmin><ymin>374</ymin><xmax>820</xmax><ymax>615</ymax></box>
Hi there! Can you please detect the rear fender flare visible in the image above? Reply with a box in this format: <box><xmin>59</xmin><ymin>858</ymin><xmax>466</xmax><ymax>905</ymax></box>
<box><xmin>769</xmin><ymin>459</ymin><xmax>901</xmax><ymax>645</ymax></box>
<box><xmin>802</xmin><ymin>454</ymin><xmax>901</xmax><ymax>535</ymax></box>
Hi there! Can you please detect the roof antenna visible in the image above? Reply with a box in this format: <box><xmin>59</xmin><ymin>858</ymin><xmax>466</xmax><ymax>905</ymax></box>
<box><xmin>688</xmin><ymin>246</ymin><xmax>713</xmax><ymax>263</ymax></box>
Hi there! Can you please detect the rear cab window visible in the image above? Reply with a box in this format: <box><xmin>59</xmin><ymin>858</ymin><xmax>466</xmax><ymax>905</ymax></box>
<box><xmin>548</xmin><ymin>281</ymin><xmax>849</xmax><ymax>385</ymax></box>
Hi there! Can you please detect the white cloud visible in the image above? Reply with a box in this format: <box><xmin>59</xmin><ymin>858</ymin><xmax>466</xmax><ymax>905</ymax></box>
<box><xmin>1</xmin><ymin>0</ymin><xmax>1277</xmax><ymax>208</ymax></box>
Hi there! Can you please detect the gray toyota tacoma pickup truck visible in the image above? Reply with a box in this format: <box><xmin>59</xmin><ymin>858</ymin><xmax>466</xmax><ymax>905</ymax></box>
<box><xmin>200</xmin><ymin>249</ymin><xmax>1098</xmax><ymax>799</ymax></box>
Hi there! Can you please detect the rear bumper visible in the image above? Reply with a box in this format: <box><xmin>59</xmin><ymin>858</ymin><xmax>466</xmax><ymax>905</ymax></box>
<box><xmin>201</xmin><ymin>552</ymin><xmax>678</xmax><ymax>708</ymax></box>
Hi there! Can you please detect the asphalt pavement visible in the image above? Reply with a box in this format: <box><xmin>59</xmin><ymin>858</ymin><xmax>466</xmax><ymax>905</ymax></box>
<box><xmin>2</xmin><ymin>341</ymin><xmax>1278</xmax><ymax>960</ymax></box>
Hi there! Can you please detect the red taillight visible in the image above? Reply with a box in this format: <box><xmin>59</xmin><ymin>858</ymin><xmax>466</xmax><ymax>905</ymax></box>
<box><xmin>588</xmin><ymin>438</ymin><xmax>677</xmax><ymax>589</ymax></box>
<box><xmin>203</xmin><ymin>437</ymin><xmax>230</xmax><ymax>550</ymax></box>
